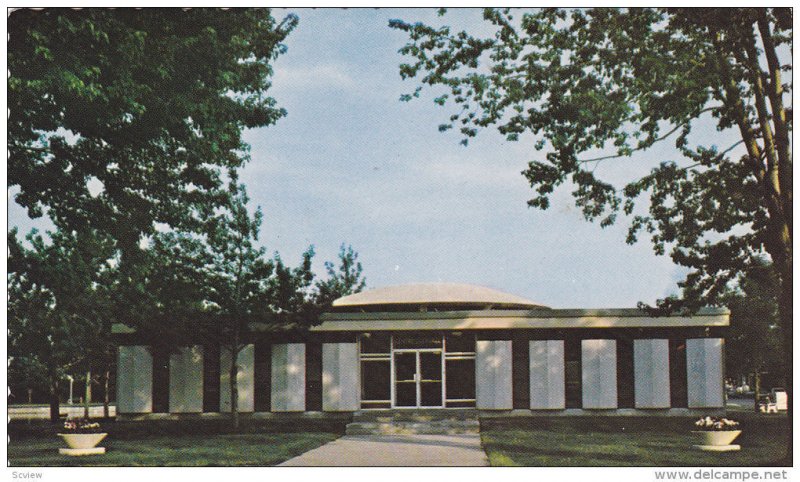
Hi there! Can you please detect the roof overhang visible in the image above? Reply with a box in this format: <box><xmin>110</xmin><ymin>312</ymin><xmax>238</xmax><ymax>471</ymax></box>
<box><xmin>332</xmin><ymin>283</ymin><xmax>546</xmax><ymax>310</ymax></box>
<box><xmin>311</xmin><ymin>307</ymin><xmax>730</xmax><ymax>332</ymax></box>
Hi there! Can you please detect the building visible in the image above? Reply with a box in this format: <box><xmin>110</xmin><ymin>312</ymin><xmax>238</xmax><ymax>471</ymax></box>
<box><xmin>113</xmin><ymin>283</ymin><xmax>729</xmax><ymax>416</ymax></box>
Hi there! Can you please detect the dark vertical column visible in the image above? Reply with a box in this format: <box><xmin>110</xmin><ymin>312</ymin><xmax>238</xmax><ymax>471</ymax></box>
<box><xmin>512</xmin><ymin>335</ymin><xmax>530</xmax><ymax>409</ymax></box>
<box><xmin>152</xmin><ymin>348</ymin><xmax>170</xmax><ymax>413</ymax></box>
<box><xmin>306</xmin><ymin>342</ymin><xmax>323</xmax><ymax>411</ymax></box>
<box><xmin>564</xmin><ymin>337</ymin><xmax>582</xmax><ymax>409</ymax></box>
<box><xmin>669</xmin><ymin>338</ymin><xmax>688</xmax><ymax>408</ymax></box>
<box><xmin>254</xmin><ymin>341</ymin><xmax>271</xmax><ymax>412</ymax></box>
<box><xmin>616</xmin><ymin>337</ymin><xmax>635</xmax><ymax>408</ymax></box>
<box><xmin>203</xmin><ymin>344</ymin><xmax>221</xmax><ymax>413</ymax></box>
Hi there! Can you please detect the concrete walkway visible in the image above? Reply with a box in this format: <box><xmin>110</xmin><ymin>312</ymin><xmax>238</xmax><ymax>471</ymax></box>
<box><xmin>279</xmin><ymin>433</ymin><xmax>489</xmax><ymax>466</ymax></box>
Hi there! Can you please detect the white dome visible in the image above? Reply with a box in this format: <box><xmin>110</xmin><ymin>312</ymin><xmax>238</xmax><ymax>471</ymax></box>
<box><xmin>332</xmin><ymin>283</ymin><xmax>547</xmax><ymax>310</ymax></box>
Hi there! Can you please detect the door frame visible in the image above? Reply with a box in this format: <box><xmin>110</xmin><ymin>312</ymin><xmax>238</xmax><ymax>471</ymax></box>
<box><xmin>391</xmin><ymin>348</ymin><xmax>445</xmax><ymax>408</ymax></box>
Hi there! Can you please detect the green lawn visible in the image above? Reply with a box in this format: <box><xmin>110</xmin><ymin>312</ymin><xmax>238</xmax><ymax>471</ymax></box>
<box><xmin>8</xmin><ymin>418</ymin><xmax>345</xmax><ymax>466</ymax></box>
<box><xmin>9</xmin><ymin>432</ymin><xmax>338</xmax><ymax>466</ymax></box>
<box><xmin>480</xmin><ymin>415</ymin><xmax>789</xmax><ymax>467</ymax></box>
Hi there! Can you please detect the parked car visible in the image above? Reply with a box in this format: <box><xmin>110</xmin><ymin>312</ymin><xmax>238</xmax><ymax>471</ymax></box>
<box><xmin>770</xmin><ymin>388</ymin><xmax>788</xmax><ymax>411</ymax></box>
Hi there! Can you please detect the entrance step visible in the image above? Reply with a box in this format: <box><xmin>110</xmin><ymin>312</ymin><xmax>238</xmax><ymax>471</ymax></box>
<box><xmin>345</xmin><ymin>420</ymin><xmax>480</xmax><ymax>435</ymax></box>
<box><xmin>353</xmin><ymin>409</ymin><xmax>479</xmax><ymax>422</ymax></box>
<box><xmin>346</xmin><ymin>410</ymin><xmax>480</xmax><ymax>435</ymax></box>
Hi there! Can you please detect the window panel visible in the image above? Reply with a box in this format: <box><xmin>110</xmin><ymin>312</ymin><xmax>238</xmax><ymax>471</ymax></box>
<box><xmin>394</xmin><ymin>353</ymin><xmax>416</xmax><ymax>381</ymax></box>
<box><xmin>360</xmin><ymin>360</ymin><xmax>390</xmax><ymax>401</ymax></box>
<box><xmin>420</xmin><ymin>352</ymin><xmax>442</xmax><ymax>381</ymax></box>
<box><xmin>395</xmin><ymin>382</ymin><xmax>416</xmax><ymax>407</ymax></box>
<box><xmin>445</xmin><ymin>333</ymin><xmax>475</xmax><ymax>353</ymax></box>
<box><xmin>394</xmin><ymin>334</ymin><xmax>442</xmax><ymax>349</ymax></box>
<box><xmin>445</xmin><ymin>358</ymin><xmax>475</xmax><ymax>401</ymax></box>
<box><xmin>360</xmin><ymin>333</ymin><xmax>390</xmax><ymax>354</ymax></box>
<box><xmin>420</xmin><ymin>382</ymin><xmax>442</xmax><ymax>407</ymax></box>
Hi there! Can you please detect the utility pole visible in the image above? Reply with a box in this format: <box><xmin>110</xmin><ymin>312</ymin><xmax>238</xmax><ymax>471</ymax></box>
<box><xmin>754</xmin><ymin>369</ymin><xmax>764</xmax><ymax>413</ymax></box>
<box><xmin>67</xmin><ymin>375</ymin><xmax>74</xmax><ymax>404</ymax></box>
<box><xmin>83</xmin><ymin>370</ymin><xmax>92</xmax><ymax>418</ymax></box>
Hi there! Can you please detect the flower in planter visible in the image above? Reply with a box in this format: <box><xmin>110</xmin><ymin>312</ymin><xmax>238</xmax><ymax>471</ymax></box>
<box><xmin>694</xmin><ymin>416</ymin><xmax>740</xmax><ymax>431</ymax></box>
<box><xmin>62</xmin><ymin>418</ymin><xmax>103</xmax><ymax>434</ymax></box>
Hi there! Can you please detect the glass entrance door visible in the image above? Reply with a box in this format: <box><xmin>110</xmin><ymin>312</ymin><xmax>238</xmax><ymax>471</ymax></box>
<box><xmin>418</xmin><ymin>352</ymin><xmax>443</xmax><ymax>407</ymax></box>
<box><xmin>394</xmin><ymin>352</ymin><xmax>417</xmax><ymax>407</ymax></box>
<box><xmin>393</xmin><ymin>350</ymin><xmax>443</xmax><ymax>408</ymax></box>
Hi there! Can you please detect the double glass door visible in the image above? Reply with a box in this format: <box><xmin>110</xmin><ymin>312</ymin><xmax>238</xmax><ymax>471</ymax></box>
<box><xmin>393</xmin><ymin>350</ymin><xmax>443</xmax><ymax>408</ymax></box>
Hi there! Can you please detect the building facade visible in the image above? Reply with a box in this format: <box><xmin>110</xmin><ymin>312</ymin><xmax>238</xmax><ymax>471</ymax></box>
<box><xmin>114</xmin><ymin>283</ymin><xmax>729</xmax><ymax>415</ymax></box>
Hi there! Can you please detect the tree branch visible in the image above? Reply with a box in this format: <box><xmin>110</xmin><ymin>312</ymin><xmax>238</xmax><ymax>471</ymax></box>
<box><xmin>578</xmin><ymin>106</ymin><xmax>719</xmax><ymax>164</ymax></box>
<box><xmin>741</xmin><ymin>29</ymin><xmax>781</xmax><ymax>197</ymax></box>
<box><xmin>14</xmin><ymin>145</ymin><xmax>51</xmax><ymax>153</ymax></box>
<box><xmin>678</xmin><ymin>140</ymin><xmax>746</xmax><ymax>172</ymax></box>
<box><xmin>709</xmin><ymin>29</ymin><xmax>765</xmax><ymax>184</ymax></box>
<box><xmin>757</xmin><ymin>10</ymin><xmax>792</xmax><ymax>232</ymax></box>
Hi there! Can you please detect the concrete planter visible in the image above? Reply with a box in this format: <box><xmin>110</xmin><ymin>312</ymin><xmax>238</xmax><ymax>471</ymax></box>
<box><xmin>57</xmin><ymin>433</ymin><xmax>108</xmax><ymax>455</ymax></box>
<box><xmin>691</xmin><ymin>430</ymin><xmax>742</xmax><ymax>452</ymax></box>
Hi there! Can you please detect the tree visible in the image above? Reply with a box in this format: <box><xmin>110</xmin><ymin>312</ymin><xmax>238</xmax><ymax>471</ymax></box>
<box><xmin>391</xmin><ymin>8</ymin><xmax>791</xmax><ymax>460</ymax></box>
<box><xmin>268</xmin><ymin>249</ymin><xmax>319</xmax><ymax>326</ymax></box>
<box><xmin>201</xmin><ymin>175</ymin><xmax>276</xmax><ymax>430</ymax></box>
<box><xmin>723</xmin><ymin>259</ymin><xmax>783</xmax><ymax>409</ymax></box>
<box><xmin>315</xmin><ymin>244</ymin><xmax>367</xmax><ymax>308</ymax></box>
<box><xmin>8</xmin><ymin>227</ymin><xmax>116</xmax><ymax>421</ymax></box>
<box><xmin>8</xmin><ymin>8</ymin><xmax>298</xmax><ymax>252</ymax></box>
<box><xmin>7</xmin><ymin>355</ymin><xmax>50</xmax><ymax>405</ymax></box>
<box><xmin>147</xmin><ymin>173</ymin><xmax>321</xmax><ymax>429</ymax></box>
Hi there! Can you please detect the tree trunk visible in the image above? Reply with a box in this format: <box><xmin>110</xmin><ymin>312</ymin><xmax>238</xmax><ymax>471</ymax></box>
<box><xmin>49</xmin><ymin>377</ymin><xmax>60</xmax><ymax>423</ymax></box>
<box><xmin>103</xmin><ymin>369</ymin><xmax>110</xmax><ymax>419</ymax></box>
<box><xmin>230</xmin><ymin>345</ymin><xmax>240</xmax><ymax>431</ymax></box>
<box><xmin>753</xmin><ymin>370</ymin><xmax>761</xmax><ymax>413</ymax></box>
<box><xmin>84</xmin><ymin>369</ymin><xmax>91</xmax><ymax>419</ymax></box>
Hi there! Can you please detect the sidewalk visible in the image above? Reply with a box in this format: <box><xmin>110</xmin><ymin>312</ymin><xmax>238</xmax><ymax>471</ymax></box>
<box><xmin>278</xmin><ymin>433</ymin><xmax>489</xmax><ymax>467</ymax></box>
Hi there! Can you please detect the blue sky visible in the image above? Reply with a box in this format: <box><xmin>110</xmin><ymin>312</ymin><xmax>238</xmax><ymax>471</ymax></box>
<box><xmin>10</xmin><ymin>8</ymin><xmax>748</xmax><ymax>309</ymax></box>
<box><xmin>240</xmin><ymin>7</ymin><xmax>693</xmax><ymax>308</ymax></box>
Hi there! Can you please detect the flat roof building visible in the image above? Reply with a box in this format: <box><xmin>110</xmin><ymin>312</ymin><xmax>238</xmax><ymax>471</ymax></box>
<box><xmin>114</xmin><ymin>283</ymin><xmax>729</xmax><ymax>416</ymax></box>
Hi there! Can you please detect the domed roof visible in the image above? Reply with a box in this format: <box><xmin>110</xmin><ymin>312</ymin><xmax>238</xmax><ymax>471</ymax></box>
<box><xmin>332</xmin><ymin>283</ymin><xmax>547</xmax><ymax>310</ymax></box>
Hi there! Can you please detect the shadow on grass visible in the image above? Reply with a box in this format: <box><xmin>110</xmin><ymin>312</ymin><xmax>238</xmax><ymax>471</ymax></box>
<box><xmin>9</xmin><ymin>432</ymin><xmax>341</xmax><ymax>467</ymax></box>
<box><xmin>9</xmin><ymin>418</ymin><xmax>346</xmax><ymax>467</ymax></box>
<box><xmin>480</xmin><ymin>416</ymin><xmax>789</xmax><ymax>467</ymax></box>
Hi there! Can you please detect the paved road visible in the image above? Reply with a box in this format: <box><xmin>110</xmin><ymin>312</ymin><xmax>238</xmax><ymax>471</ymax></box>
<box><xmin>279</xmin><ymin>433</ymin><xmax>489</xmax><ymax>467</ymax></box>
<box><xmin>8</xmin><ymin>405</ymin><xmax>116</xmax><ymax>420</ymax></box>
<box><xmin>726</xmin><ymin>395</ymin><xmax>756</xmax><ymax>412</ymax></box>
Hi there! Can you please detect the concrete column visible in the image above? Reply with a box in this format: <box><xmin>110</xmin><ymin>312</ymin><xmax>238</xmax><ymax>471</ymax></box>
<box><xmin>582</xmin><ymin>339</ymin><xmax>617</xmax><ymax>409</ymax></box>
<box><xmin>476</xmin><ymin>340</ymin><xmax>513</xmax><ymax>410</ymax></box>
<box><xmin>117</xmin><ymin>346</ymin><xmax>153</xmax><ymax>413</ymax></box>
<box><xmin>529</xmin><ymin>340</ymin><xmax>565</xmax><ymax>409</ymax></box>
<box><xmin>322</xmin><ymin>343</ymin><xmax>359</xmax><ymax>411</ymax></box>
<box><xmin>220</xmin><ymin>344</ymin><xmax>255</xmax><ymax>413</ymax></box>
<box><xmin>634</xmin><ymin>339</ymin><xmax>671</xmax><ymax>408</ymax></box>
<box><xmin>686</xmin><ymin>338</ymin><xmax>724</xmax><ymax>408</ymax></box>
<box><xmin>169</xmin><ymin>345</ymin><xmax>204</xmax><ymax>413</ymax></box>
<box><xmin>271</xmin><ymin>343</ymin><xmax>306</xmax><ymax>412</ymax></box>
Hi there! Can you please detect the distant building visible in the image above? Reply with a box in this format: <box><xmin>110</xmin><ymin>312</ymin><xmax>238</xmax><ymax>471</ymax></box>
<box><xmin>113</xmin><ymin>283</ymin><xmax>728</xmax><ymax>415</ymax></box>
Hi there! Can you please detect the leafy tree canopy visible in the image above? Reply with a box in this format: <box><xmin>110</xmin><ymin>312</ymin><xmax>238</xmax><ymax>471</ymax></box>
<box><xmin>8</xmin><ymin>226</ymin><xmax>117</xmax><ymax>418</ymax></box>
<box><xmin>390</xmin><ymin>8</ymin><xmax>791</xmax><ymax>315</ymax></box>
<box><xmin>723</xmin><ymin>259</ymin><xmax>783</xmax><ymax>384</ymax></box>
<box><xmin>315</xmin><ymin>244</ymin><xmax>367</xmax><ymax>308</ymax></box>
<box><xmin>8</xmin><ymin>8</ymin><xmax>298</xmax><ymax>252</ymax></box>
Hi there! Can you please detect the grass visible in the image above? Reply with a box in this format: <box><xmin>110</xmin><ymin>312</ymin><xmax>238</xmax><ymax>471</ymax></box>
<box><xmin>9</xmin><ymin>432</ymin><xmax>338</xmax><ymax>466</ymax></box>
<box><xmin>480</xmin><ymin>415</ymin><xmax>789</xmax><ymax>467</ymax></box>
<box><xmin>8</xmin><ymin>418</ymin><xmax>344</xmax><ymax>467</ymax></box>
<box><xmin>10</xmin><ymin>413</ymin><xmax>789</xmax><ymax>467</ymax></box>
